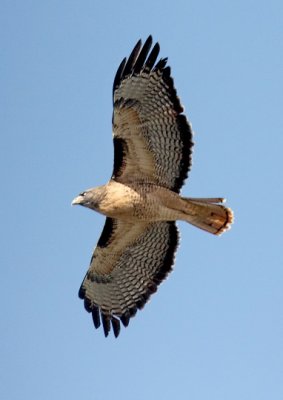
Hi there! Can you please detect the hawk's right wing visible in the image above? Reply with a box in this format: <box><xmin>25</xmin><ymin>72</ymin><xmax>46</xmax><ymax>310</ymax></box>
<box><xmin>111</xmin><ymin>36</ymin><xmax>194</xmax><ymax>193</ymax></box>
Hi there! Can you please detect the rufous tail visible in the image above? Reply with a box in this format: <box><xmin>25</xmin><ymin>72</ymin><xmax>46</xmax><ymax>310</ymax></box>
<box><xmin>181</xmin><ymin>197</ymin><xmax>234</xmax><ymax>235</ymax></box>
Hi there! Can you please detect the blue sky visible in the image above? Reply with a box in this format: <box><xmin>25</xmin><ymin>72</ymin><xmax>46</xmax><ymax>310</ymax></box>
<box><xmin>1</xmin><ymin>1</ymin><xmax>282</xmax><ymax>399</ymax></box>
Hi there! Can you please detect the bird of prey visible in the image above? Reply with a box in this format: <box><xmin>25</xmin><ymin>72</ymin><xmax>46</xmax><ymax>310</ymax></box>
<box><xmin>72</xmin><ymin>36</ymin><xmax>233</xmax><ymax>338</ymax></box>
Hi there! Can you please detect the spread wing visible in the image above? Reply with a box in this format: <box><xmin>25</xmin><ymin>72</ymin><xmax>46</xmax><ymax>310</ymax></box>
<box><xmin>79</xmin><ymin>218</ymin><xmax>179</xmax><ymax>337</ymax></box>
<box><xmin>112</xmin><ymin>35</ymin><xmax>194</xmax><ymax>193</ymax></box>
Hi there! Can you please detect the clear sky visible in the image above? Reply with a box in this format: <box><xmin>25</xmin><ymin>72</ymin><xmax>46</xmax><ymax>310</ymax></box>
<box><xmin>1</xmin><ymin>1</ymin><xmax>282</xmax><ymax>399</ymax></box>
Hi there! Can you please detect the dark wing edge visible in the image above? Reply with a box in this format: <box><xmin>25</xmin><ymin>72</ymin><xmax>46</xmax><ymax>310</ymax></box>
<box><xmin>112</xmin><ymin>35</ymin><xmax>193</xmax><ymax>192</ymax></box>
<box><xmin>78</xmin><ymin>220</ymin><xmax>179</xmax><ymax>338</ymax></box>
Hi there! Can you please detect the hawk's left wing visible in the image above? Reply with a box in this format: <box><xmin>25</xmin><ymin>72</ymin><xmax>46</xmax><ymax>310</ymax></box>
<box><xmin>79</xmin><ymin>218</ymin><xmax>179</xmax><ymax>337</ymax></box>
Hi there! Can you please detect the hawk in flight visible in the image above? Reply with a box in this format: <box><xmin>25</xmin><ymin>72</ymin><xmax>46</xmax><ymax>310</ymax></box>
<box><xmin>72</xmin><ymin>36</ymin><xmax>233</xmax><ymax>338</ymax></box>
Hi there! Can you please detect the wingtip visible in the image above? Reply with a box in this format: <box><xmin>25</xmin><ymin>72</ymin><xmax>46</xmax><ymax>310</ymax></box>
<box><xmin>111</xmin><ymin>317</ymin><xmax>121</xmax><ymax>338</ymax></box>
<box><xmin>102</xmin><ymin>313</ymin><xmax>111</xmax><ymax>337</ymax></box>
<box><xmin>92</xmin><ymin>306</ymin><xmax>101</xmax><ymax>329</ymax></box>
<box><xmin>145</xmin><ymin>34</ymin><xmax>153</xmax><ymax>47</ymax></box>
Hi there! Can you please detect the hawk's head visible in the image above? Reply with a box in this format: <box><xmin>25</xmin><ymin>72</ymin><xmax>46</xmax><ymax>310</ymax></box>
<box><xmin>72</xmin><ymin>187</ymin><xmax>106</xmax><ymax>212</ymax></box>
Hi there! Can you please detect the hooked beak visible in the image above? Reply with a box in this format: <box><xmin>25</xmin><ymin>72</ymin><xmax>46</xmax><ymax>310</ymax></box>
<box><xmin>71</xmin><ymin>195</ymin><xmax>84</xmax><ymax>206</ymax></box>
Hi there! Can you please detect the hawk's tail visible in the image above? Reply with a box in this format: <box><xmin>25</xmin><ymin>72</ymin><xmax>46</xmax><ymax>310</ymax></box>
<box><xmin>181</xmin><ymin>197</ymin><xmax>234</xmax><ymax>235</ymax></box>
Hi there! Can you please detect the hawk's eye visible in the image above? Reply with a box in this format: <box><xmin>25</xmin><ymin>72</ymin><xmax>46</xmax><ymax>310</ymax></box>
<box><xmin>80</xmin><ymin>192</ymin><xmax>86</xmax><ymax>197</ymax></box>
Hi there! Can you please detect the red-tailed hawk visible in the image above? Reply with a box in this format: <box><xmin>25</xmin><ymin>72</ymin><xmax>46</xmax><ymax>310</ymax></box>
<box><xmin>72</xmin><ymin>36</ymin><xmax>233</xmax><ymax>338</ymax></box>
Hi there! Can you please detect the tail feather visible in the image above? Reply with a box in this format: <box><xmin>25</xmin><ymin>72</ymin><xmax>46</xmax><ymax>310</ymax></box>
<box><xmin>181</xmin><ymin>197</ymin><xmax>234</xmax><ymax>235</ymax></box>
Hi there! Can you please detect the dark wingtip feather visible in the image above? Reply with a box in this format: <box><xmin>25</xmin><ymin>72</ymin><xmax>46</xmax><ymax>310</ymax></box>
<box><xmin>120</xmin><ymin>312</ymin><xmax>130</xmax><ymax>327</ymax></box>
<box><xmin>144</xmin><ymin>42</ymin><xmax>160</xmax><ymax>71</ymax></box>
<box><xmin>146</xmin><ymin>34</ymin><xmax>153</xmax><ymax>44</ymax></box>
<box><xmin>92</xmin><ymin>306</ymin><xmax>101</xmax><ymax>329</ymax></box>
<box><xmin>113</xmin><ymin>57</ymin><xmax>126</xmax><ymax>96</ymax></box>
<box><xmin>122</xmin><ymin>39</ymin><xmax>142</xmax><ymax>78</ymax></box>
<box><xmin>111</xmin><ymin>317</ymin><xmax>121</xmax><ymax>338</ymax></box>
<box><xmin>153</xmin><ymin>57</ymin><xmax>168</xmax><ymax>72</ymax></box>
<box><xmin>101</xmin><ymin>313</ymin><xmax>111</xmax><ymax>337</ymax></box>
<box><xmin>84</xmin><ymin>297</ymin><xmax>92</xmax><ymax>313</ymax></box>
<box><xmin>133</xmin><ymin>35</ymin><xmax>153</xmax><ymax>74</ymax></box>
<box><xmin>129</xmin><ymin>306</ymin><xmax>137</xmax><ymax>317</ymax></box>
<box><xmin>162</xmin><ymin>66</ymin><xmax>171</xmax><ymax>79</ymax></box>
<box><xmin>136</xmin><ymin>293</ymin><xmax>150</xmax><ymax>310</ymax></box>
<box><xmin>78</xmin><ymin>284</ymin><xmax>86</xmax><ymax>299</ymax></box>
